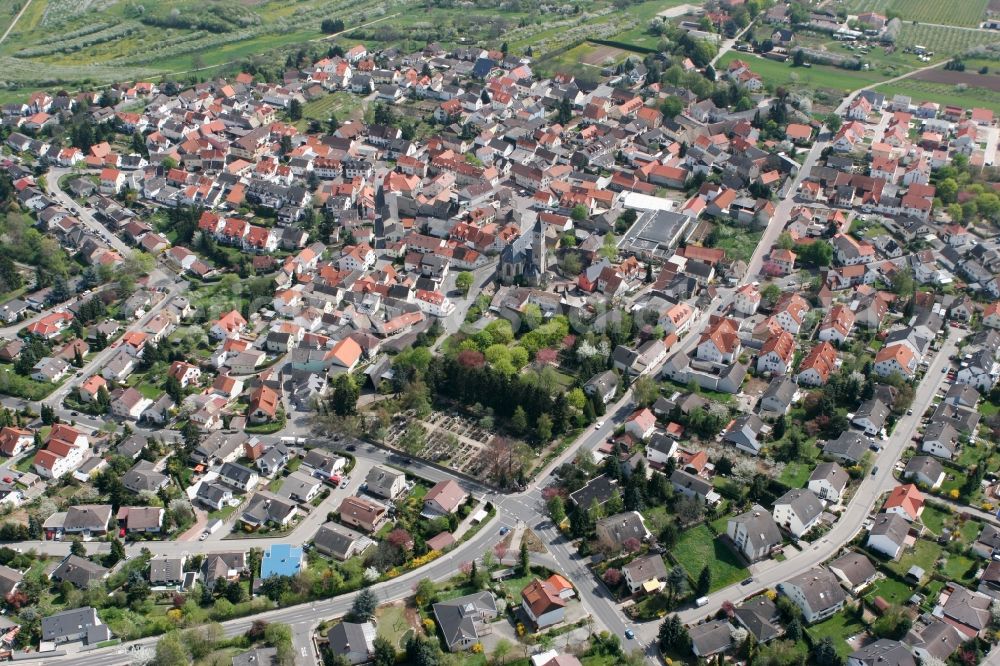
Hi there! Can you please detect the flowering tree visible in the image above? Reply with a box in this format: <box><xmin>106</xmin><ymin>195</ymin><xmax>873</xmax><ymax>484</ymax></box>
<box><xmin>387</xmin><ymin>528</ymin><xmax>412</xmax><ymax>549</ymax></box>
<box><xmin>535</xmin><ymin>348</ymin><xmax>558</xmax><ymax>365</ymax></box>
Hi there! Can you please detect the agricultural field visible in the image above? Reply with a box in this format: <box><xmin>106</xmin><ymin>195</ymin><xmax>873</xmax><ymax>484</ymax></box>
<box><xmin>534</xmin><ymin>42</ymin><xmax>633</xmax><ymax>79</ymax></box>
<box><xmin>895</xmin><ymin>23</ymin><xmax>1000</xmax><ymax>56</ymax></box>
<box><xmin>0</xmin><ymin>0</ymin><xmax>398</xmax><ymax>94</ymax></box>
<box><xmin>843</xmin><ymin>0</ymin><xmax>989</xmax><ymax>27</ymax></box>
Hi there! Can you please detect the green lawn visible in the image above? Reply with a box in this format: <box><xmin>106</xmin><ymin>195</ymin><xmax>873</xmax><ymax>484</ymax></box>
<box><xmin>608</xmin><ymin>0</ymin><xmax>693</xmax><ymax>49</ymax></box>
<box><xmin>777</xmin><ymin>461</ymin><xmax>814</xmax><ymax>489</ymax></box>
<box><xmin>672</xmin><ymin>524</ymin><xmax>748</xmax><ymax>593</ymax></box>
<box><xmin>919</xmin><ymin>505</ymin><xmax>950</xmax><ymax>535</ymax></box>
<box><xmin>14</xmin><ymin>455</ymin><xmax>35</xmax><ymax>473</ymax></box>
<box><xmin>501</xmin><ymin>571</ymin><xmax>540</xmax><ymax>599</ymax></box>
<box><xmin>535</xmin><ymin>42</ymin><xmax>629</xmax><ymax>80</ymax></box>
<box><xmin>376</xmin><ymin>603</ymin><xmax>414</xmax><ymax>649</ymax></box>
<box><xmin>939</xmin><ymin>468</ymin><xmax>969</xmax><ymax>497</ymax></box>
<box><xmin>959</xmin><ymin>519</ymin><xmax>982</xmax><ymax>547</ymax></box>
<box><xmin>863</xmin><ymin>576</ymin><xmax>915</xmax><ymax>607</ymax></box>
<box><xmin>942</xmin><ymin>553</ymin><xmax>980</xmax><ymax>584</ymax></box>
<box><xmin>807</xmin><ymin>613</ymin><xmax>867</xmax><ymax>658</ymax></box>
<box><xmin>885</xmin><ymin>538</ymin><xmax>940</xmax><ymax>578</ymax></box>
<box><xmin>209</xmin><ymin>505</ymin><xmax>237</xmax><ymax>521</ymax></box>
<box><xmin>642</xmin><ymin>505</ymin><xmax>673</xmax><ymax>537</ymax></box>
<box><xmin>136</xmin><ymin>383</ymin><xmax>162</xmax><ymax>399</ymax></box>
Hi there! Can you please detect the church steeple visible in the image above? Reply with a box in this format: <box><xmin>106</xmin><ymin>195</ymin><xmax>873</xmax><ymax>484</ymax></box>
<box><xmin>532</xmin><ymin>218</ymin><xmax>546</xmax><ymax>283</ymax></box>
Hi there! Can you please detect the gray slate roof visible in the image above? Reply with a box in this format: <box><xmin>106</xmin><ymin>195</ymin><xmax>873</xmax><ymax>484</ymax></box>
<box><xmin>432</xmin><ymin>591</ymin><xmax>497</xmax><ymax>649</ymax></box>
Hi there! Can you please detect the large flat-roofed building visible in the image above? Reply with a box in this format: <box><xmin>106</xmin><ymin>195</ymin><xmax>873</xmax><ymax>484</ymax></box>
<box><xmin>618</xmin><ymin>210</ymin><xmax>693</xmax><ymax>261</ymax></box>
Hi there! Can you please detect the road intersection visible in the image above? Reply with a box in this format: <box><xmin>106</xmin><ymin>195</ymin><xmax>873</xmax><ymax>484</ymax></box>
<box><xmin>7</xmin><ymin>75</ymin><xmax>980</xmax><ymax>665</ymax></box>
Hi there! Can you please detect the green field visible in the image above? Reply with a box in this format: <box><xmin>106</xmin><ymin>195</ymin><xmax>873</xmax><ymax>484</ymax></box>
<box><xmin>706</xmin><ymin>220</ymin><xmax>764</xmax><ymax>264</ymax></box>
<box><xmin>0</xmin><ymin>0</ymin><xmax>698</xmax><ymax>101</ymax></box>
<box><xmin>534</xmin><ymin>42</ymin><xmax>632</xmax><ymax>80</ymax></box>
<box><xmin>876</xmin><ymin>79</ymin><xmax>1000</xmax><ymax>115</ymax></box>
<box><xmin>843</xmin><ymin>0</ymin><xmax>988</xmax><ymax>27</ymax></box>
<box><xmin>376</xmin><ymin>604</ymin><xmax>414</xmax><ymax>649</ymax></box>
<box><xmin>0</xmin><ymin>0</ymin><xmax>399</xmax><ymax>95</ymax></box>
<box><xmin>607</xmin><ymin>0</ymin><xmax>694</xmax><ymax>50</ymax></box>
<box><xmin>895</xmin><ymin>23</ymin><xmax>1000</xmax><ymax>56</ymax></box>
<box><xmin>672</xmin><ymin>524</ymin><xmax>748</xmax><ymax>593</ymax></box>
<box><xmin>941</xmin><ymin>552</ymin><xmax>979</xmax><ymax>584</ymax></box>
<box><xmin>716</xmin><ymin>52</ymin><xmax>891</xmax><ymax>96</ymax></box>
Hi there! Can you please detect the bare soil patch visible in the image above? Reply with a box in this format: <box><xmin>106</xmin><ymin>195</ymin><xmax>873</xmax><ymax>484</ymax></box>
<box><xmin>580</xmin><ymin>44</ymin><xmax>629</xmax><ymax>66</ymax></box>
<box><xmin>522</xmin><ymin>529</ymin><xmax>547</xmax><ymax>553</ymax></box>
<box><xmin>914</xmin><ymin>68</ymin><xmax>1000</xmax><ymax>92</ymax></box>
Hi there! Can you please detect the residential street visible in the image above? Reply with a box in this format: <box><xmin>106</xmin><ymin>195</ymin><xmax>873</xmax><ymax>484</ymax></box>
<box><xmin>32</xmin><ymin>317</ymin><xmax>961</xmax><ymax>665</ymax></box>
<box><xmin>663</xmin><ymin>329</ymin><xmax>964</xmax><ymax>633</ymax></box>
<box><xmin>0</xmin><ymin>26</ymin><xmax>984</xmax><ymax>666</ymax></box>
<box><xmin>42</xmin><ymin>282</ymin><xmax>188</xmax><ymax>411</ymax></box>
<box><xmin>46</xmin><ymin>167</ymin><xmax>134</xmax><ymax>258</ymax></box>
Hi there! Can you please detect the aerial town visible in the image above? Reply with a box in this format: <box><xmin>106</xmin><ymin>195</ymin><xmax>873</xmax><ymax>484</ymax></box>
<box><xmin>0</xmin><ymin>0</ymin><xmax>997</xmax><ymax>665</ymax></box>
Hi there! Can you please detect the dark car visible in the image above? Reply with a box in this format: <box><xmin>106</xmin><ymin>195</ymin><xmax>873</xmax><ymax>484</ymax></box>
<box><xmin>741</xmin><ymin>577</ymin><xmax>754</xmax><ymax>586</ymax></box>
<box><xmin>345</xmin><ymin>444</ymin><xmax>357</xmax><ymax>452</ymax></box>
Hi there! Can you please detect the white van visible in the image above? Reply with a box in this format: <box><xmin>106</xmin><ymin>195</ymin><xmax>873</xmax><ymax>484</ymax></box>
<box><xmin>696</xmin><ymin>596</ymin><xmax>710</xmax><ymax>608</ymax></box>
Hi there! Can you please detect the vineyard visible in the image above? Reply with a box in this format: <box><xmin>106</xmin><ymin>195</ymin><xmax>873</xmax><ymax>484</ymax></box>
<box><xmin>0</xmin><ymin>0</ymin><xmax>410</xmax><ymax>90</ymax></box>
<box><xmin>843</xmin><ymin>0</ymin><xmax>988</xmax><ymax>27</ymax></box>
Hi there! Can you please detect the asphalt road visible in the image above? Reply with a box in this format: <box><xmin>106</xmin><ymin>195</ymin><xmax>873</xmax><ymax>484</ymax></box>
<box><xmin>11</xmin><ymin>89</ymin><xmax>973</xmax><ymax>661</ymax></box>
<box><xmin>664</xmin><ymin>329</ymin><xmax>963</xmax><ymax>631</ymax></box>
<box><xmin>15</xmin><ymin>323</ymin><xmax>969</xmax><ymax>665</ymax></box>
<box><xmin>47</xmin><ymin>167</ymin><xmax>134</xmax><ymax>257</ymax></box>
